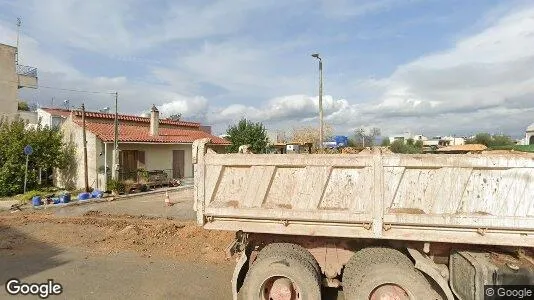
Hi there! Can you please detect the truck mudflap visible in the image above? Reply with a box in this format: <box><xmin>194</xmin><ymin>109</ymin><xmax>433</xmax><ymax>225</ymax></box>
<box><xmin>231</xmin><ymin>252</ymin><xmax>248</xmax><ymax>300</ymax></box>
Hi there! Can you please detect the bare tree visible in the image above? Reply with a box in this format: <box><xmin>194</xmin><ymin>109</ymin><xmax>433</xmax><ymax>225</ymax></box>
<box><xmin>169</xmin><ymin>113</ymin><xmax>182</xmax><ymax>121</ymax></box>
<box><xmin>354</xmin><ymin>127</ymin><xmax>381</xmax><ymax>148</ymax></box>
<box><xmin>291</xmin><ymin>124</ymin><xmax>333</xmax><ymax>151</ymax></box>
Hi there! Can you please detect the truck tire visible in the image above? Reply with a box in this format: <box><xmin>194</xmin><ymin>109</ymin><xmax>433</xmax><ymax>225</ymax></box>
<box><xmin>254</xmin><ymin>243</ymin><xmax>321</xmax><ymax>275</ymax></box>
<box><xmin>240</xmin><ymin>253</ymin><xmax>321</xmax><ymax>300</ymax></box>
<box><xmin>343</xmin><ymin>247</ymin><xmax>442</xmax><ymax>300</ymax></box>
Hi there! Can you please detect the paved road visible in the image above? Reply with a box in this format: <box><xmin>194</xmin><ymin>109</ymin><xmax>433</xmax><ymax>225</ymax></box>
<box><xmin>53</xmin><ymin>187</ymin><xmax>195</xmax><ymax>220</ymax></box>
<box><xmin>0</xmin><ymin>246</ymin><xmax>233</xmax><ymax>300</ymax></box>
<box><xmin>1</xmin><ymin>187</ymin><xmax>343</xmax><ymax>299</ymax></box>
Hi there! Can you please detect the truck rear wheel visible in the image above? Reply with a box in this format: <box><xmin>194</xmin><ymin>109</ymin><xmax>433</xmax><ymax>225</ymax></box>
<box><xmin>240</xmin><ymin>253</ymin><xmax>321</xmax><ymax>300</ymax></box>
<box><xmin>343</xmin><ymin>247</ymin><xmax>442</xmax><ymax>300</ymax></box>
<box><xmin>254</xmin><ymin>243</ymin><xmax>320</xmax><ymax>275</ymax></box>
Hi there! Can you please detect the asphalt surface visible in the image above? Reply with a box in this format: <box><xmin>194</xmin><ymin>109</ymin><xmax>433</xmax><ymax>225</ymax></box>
<box><xmin>1</xmin><ymin>187</ymin><xmax>343</xmax><ymax>299</ymax></box>
<box><xmin>52</xmin><ymin>187</ymin><xmax>195</xmax><ymax>220</ymax></box>
<box><xmin>0</xmin><ymin>246</ymin><xmax>233</xmax><ymax>300</ymax></box>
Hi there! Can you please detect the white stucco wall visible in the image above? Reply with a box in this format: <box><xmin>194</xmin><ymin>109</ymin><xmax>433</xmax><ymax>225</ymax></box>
<box><xmin>526</xmin><ymin>132</ymin><xmax>534</xmax><ymax>145</ymax></box>
<box><xmin>55</xmin><ymin>117</ymin><xmax>100</xmax><ymax>190</ymax></box>
<box><xmin>118</xmin><ymin>143</ymin><xmax>193</xmax><ymax>177</ymax></box>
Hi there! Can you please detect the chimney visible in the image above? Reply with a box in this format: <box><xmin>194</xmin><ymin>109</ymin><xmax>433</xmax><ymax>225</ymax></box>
<box><xmin>149</xmin><ymin>104</ymin><xmax>159</xmax><ymax>136</ymax></box>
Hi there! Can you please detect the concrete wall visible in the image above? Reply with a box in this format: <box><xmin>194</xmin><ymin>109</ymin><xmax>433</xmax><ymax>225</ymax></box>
<box><xmin>0</xmin><ymin>44</ymin><xmax>18</xmax><ymax>120</ymax></box>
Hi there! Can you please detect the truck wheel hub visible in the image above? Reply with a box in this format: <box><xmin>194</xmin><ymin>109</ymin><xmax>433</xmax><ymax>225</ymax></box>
<box><xmin>370</xmin><ymin>284</ymin><xmax>409</xmax><ymax>300</ymax></box>
<box><xmin>263</xmin><ymin>276</ymin><xmax>299</xmax><ymax>300</ymax></box>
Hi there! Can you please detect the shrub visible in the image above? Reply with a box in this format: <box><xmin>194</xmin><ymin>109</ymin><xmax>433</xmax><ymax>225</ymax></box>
<box><xmin>14</xmin><ymin>190</ymin><xmax>43</xmax><ymax>204</ymax></box>
<box><xmin>106</xmin><ymin>179</ymin><xmax>125</xmax><ymax>194</ymax></box>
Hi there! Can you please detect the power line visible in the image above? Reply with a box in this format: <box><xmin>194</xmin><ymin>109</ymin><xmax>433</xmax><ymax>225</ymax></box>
<box><xmin>38</xmin><ymin>85</ymin><xmax>116</xmax><ymax>95</ymax></box>
<box><xmin>0</xmin><ymin>78</ymin><xmax>115</xmax><ymax>95</ymax></box>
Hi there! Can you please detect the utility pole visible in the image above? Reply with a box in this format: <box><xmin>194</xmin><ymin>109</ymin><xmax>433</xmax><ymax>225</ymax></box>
<box><xmin>311</xmin><ymin>53</ymin><xmax>324</xmax><ymax>152</ymax></box>
<box><xmin>82</xmin><ymin>103</ymin><xmax>89</xmax><ymax>192</ymax></box>
<box><xmin>15</xmin><ymin>17</ymin><xmax>21</xmax><ymax>66</ymax></box>
<box><xmin>112</xmin><ymin>92</ymin><xmax>119</xmax><ymax>180</ymax></box>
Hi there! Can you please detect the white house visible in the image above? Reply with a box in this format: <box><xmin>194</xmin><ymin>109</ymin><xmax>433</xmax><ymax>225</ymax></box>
<box><xmin>526</xmin><ymin>123</ymin><xmax>534</xmax><ymax>145</ymax></box>
<box><xmin>389</xmin><ymin>132</ymin><xmax>427</xmax><ymax>144</ymax></box>
<box><xmin>42</xmin><ymin>106</ymin><xmax>229</xmax><ymax>190</ymax></box>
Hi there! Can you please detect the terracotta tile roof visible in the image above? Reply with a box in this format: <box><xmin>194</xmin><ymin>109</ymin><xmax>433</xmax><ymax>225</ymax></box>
<box><xmin>41</xmin><ymin>108</ymin><xmax>71</xmax><ymax>117</ymax></box>
<box><xmin>41</xmin><ymin>107</ymin><xmax>200</xmax><ymax>128</ymax></box>
<box><xmin>74</xmin><ymin>120</ymin><xmax>230</xmax><ymax>144</ymax></box>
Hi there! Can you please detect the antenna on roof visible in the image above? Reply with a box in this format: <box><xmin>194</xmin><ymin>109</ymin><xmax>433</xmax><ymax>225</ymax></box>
<box><xmin>15</xmin><ymin>17</ymin><xmax>21</xmax><ymax>65</ymax></box>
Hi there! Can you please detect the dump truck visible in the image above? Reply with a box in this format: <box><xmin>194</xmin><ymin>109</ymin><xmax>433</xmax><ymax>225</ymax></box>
<box><xmin>192</xmin><ymin>139</ymin><xmax>534</xmax><ymax>300</ymax></box>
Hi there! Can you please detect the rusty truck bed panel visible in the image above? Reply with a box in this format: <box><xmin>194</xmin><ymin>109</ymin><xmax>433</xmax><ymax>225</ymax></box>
<box><xmin>193</xmin><ymin>140</ymin><xmax>534</xmax><ymax>247</ymax></box>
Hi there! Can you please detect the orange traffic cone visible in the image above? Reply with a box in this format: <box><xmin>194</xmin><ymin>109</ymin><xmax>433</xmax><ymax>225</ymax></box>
<box><xmin>164</xmin><ymin>191</ymin><xmax>172</xmax><ymax>206</ymax></box>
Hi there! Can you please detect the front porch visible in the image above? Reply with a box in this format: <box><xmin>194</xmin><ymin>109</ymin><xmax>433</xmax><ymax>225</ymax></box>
<box><xmin>99</xmin><ymin>143</ymin><xmax>195</xmax><ymax>191</ymax></box>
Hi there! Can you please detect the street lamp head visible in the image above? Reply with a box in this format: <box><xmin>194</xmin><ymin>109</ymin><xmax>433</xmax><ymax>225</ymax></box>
<box><xmin>311</xmin><ymin>53</ymin><xmax>320</xmax><ymax>59</ymax></box>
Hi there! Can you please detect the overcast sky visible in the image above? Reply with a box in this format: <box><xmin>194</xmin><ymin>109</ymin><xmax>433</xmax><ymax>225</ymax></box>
<box><xmin>1</xmin><ymin>0</ymin><xmax>533</xmax><ymax>137</ymax></box>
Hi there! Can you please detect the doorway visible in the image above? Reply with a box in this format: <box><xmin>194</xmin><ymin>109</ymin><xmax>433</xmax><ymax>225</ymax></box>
<box><xmin>120</xmin><ymin>150</ymin><xmax>138</xmax><ymax>180</ymax></box>
<box><xmin>530</xmin><ymin>136</ymin><xmax>534</xmax><ymax>145</ymax></box>
<box><xmin>172</xmin><ymin>150</ymin><xmax>185</xmax><ymax>179</ymax></box>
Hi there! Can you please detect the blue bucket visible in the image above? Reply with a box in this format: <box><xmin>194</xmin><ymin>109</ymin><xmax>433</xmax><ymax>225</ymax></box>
<box><xmin>59</xmin><ymin>194</ymin><xmax>71</xmax><ymax>203</ymax></box>
<box><xmin>91</xmin><ymin>189</ymin><xmax>103</xmax><ymax>199</ymax></box>
<box><xmin>78</xmin><ymin>192</ymin><xmax>91</xmax><ymax>201</ymax></box>
<box><xmin>32</xmin><ymin>196</ymin><xmax>42</xmax><ymax>206</ymax></box>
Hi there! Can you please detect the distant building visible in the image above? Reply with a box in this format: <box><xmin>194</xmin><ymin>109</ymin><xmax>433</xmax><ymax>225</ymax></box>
<box><xmin>526</xmin><ymin>123</ymin><xmax>534</xmax><ymax>145</ymax></box>
<box><xmin>389</xmin><ymin>132</ymin><xmax>427</xmax><ymax>144</ymax></box>
<box><xmin>441</xmin><ymin>136</ymin><xmax>465</xmax><ymax>146</ymax></box>
<box><xmin>0</xmin><ymin>43</ymin><xmax>38</xmax><ymax>120</ymax></box>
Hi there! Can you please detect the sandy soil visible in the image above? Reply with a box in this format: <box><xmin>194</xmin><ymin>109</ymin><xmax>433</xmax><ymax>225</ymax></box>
<box><xmin>0</xmin><ymin>209</ymin><xmax>234</xmax><ymax>265</ymax></box>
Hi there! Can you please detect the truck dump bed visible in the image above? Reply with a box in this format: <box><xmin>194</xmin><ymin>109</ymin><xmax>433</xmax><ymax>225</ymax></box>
<box><xmin>193</xmin><ymin>140</ymin><xmax>534</xmax><ymax>247</ymax></box>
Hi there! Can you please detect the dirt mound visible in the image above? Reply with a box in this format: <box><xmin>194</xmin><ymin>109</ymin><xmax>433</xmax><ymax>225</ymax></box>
<box><xmin>0</xmin><ymin>211</ymin><xmax>233</xmax><ymax>264</ymax></box>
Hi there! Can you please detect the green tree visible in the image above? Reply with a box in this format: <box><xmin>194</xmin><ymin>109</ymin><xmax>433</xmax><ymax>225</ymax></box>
<box><xmin>17</xmin><ymin>101</ymin><xmax>30</xmax><ymax>111</ymax></box>
<box><xmin>0</xmin><ymin>119</ymin><xmax>71</xmax><ymax>196</ymax></box>
<box><xmin>389</xmin><ymin>139</ymin><xmax>423</xmax><ymax>154</ymax></box>
<box><xmin>381</xmin><ymin>137</ymin><xmax>390</xmax><ymax>146</ymax></box>
<box><xmin>467</xmin><ymin>133</ymin><xmax>514</xmax><ymax>147</ymax></box>
<box><xmin>226</xmin><ymin>118</ymin><xmax>269</xmax><ymax>153</ymax></box>
<box><xmin>467</xmin><ymin>133</ymin><xmax>492</xmax><ymax>146</ymax></box>
<box><xmin>491</xmin><ymin>134</ymin><xmax>514</xmax><ymax>147</ymax></box>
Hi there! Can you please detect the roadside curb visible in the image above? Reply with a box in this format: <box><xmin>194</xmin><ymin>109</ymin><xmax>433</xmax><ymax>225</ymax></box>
<box><xmin>5</xmin><ymin>185</ymin><xmax>193</xmax><ymax>211</ymax></box>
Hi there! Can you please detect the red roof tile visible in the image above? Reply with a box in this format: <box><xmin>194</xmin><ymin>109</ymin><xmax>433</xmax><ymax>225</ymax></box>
<box><xmin>74</xmin><ymin>120</ymin><xmax>230</xmax><ymax>145</ymax></box>
<box><xmin>41</xmin><ymin>107</ymin><xmax>200</xmax><ymax>128</ymax></box>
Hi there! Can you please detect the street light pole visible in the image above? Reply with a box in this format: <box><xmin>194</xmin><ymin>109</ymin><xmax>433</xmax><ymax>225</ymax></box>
<box><xmin>312</xmin><ymin>53</ymin><xmax>324</xmax><ymax>152</ymax></box>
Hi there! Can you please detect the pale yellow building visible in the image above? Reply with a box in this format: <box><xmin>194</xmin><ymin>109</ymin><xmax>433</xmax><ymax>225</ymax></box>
<box><xmin>0</xmin><ymin>43</ymin><xmax>37</xmax><ymax>120</ymax></box>
<box><xmin>43</xmin><ymin>107</ymin><xmax>229</xmax><ymax>190</ymax></box>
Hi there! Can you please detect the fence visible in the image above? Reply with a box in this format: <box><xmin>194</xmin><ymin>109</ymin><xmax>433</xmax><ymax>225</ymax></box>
<box><xmin>108</xmin><ymin>169</ymin><xmax>175</xmax><ymax>185</ymax></box>
<box><xmin>16</xmin><ymin>64</ymin><xmax>38</xmax><ymax>77</ymax></box>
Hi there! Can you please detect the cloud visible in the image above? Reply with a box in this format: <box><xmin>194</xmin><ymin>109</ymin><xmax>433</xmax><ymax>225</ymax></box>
<box><xmin>158</xmin><ymin>96</ymin><xmax>209</xmax><ymax>120</ymax></box>
<box><xmin>321</xmin><ymin>0</ymin><xmax>423</xmax><ymax>19</ymax></box>
<box><xmin>19</xmin><ymin>0</ymin><xmax>290</xmax><ymax>56</ymax></box>
<box><xmin>3</xmin><ymin>0</ymin><xmax>534</xmax><ymax>138</ymax></box>
<box><xmin>361</xmin><ymin>6</ymin><xmax>534</xmax><ymax>130</ymax></box>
